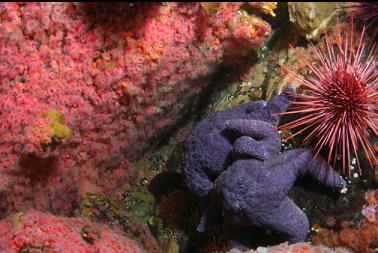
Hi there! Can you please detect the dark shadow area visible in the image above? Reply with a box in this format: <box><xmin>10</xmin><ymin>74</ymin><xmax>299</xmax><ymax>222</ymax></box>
<box><xmin>148</xmin><ymin>171</ymin><xmax>185</xmax><ymax>201</ymax></box>
<box><xmin>151</xmin><ymin>67</ymin><xmax>238</xmax><ymax>150</ymax></box>
<box><xmin>16</xmin><ymin>153</ymin><xmax>59</xmax><ymax>181</ymax></box>
<box><xmin>241</xmin><ymin>2</ymin><xmax>289</xmax><ymax>30</ymax></box>
<box><xmin>76</xmin><ymin>3</ymin><xmax>159</xmax><ymax>35</ymax></box>
<box><xmin>291</xmin><ymin>175</ymin><xmax>367</xmax><ymax>229</ymax></box>
<box><xmin>183</xmin><ymin>223</ymin><xmax>290</xmax><ymax>253</ymax></box>
<box><xmin>226</xmin><ymin>226</ymin><xmax>290</xmax><ymax>249</ymax></box>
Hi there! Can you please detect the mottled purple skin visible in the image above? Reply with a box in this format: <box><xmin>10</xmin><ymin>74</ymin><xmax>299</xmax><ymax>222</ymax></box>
<box><xmin>183</xmin><ymin>86</ymin><xmax>346</xmax><ymax>246</ymax></box>
<box><xmin>182</xmin><ymin>87</ymin><xmax>295</xmax><ymax>199</ymax></box>
<box><xmin>210</xmin><ymin>148</ymin><xmax>346</xmax><ymax>244</ymax></box>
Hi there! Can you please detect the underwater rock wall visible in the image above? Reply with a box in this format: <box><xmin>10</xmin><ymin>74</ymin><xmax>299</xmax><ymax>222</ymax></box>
<box><xmin>0</xmin><ymin>3</ymin><xmax>273</xmax><ymax>217</ymax></box>
<box><xmin>287</xmin><ymin>2</ymin><xmax>344</xmax><ymax>41</ymax></box>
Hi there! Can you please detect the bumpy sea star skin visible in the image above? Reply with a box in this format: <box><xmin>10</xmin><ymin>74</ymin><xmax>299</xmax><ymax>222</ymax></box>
<box><xmin>182</xmin><ymin>87</ymin><xmax>296</xmax><ymax>199</ymax></box>
<box><xmin>223</xmin><ymin>119</ymin><xmax>282</xmax><ymax>161</ymax></box>
<box><xmin>210</xmin><ymin>148</ymin><xmax>346</xmax><ymax>244</ymax></box>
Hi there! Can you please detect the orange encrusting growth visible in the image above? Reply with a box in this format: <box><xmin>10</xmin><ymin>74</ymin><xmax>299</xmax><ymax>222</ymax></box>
<box><xmin>277</xmin><ymin>23</ymin><xmax>377</xmax><ymax>177</ymax></box>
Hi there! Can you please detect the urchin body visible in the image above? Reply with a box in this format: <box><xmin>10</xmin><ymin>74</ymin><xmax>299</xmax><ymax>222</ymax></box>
<box><xmin>278</xmin><ymin>23</ymin><xmax>377</xmax><ymax>176</ymax></box>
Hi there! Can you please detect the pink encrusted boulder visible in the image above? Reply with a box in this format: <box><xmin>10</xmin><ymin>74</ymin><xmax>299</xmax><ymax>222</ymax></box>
<box><xmin>227</xmin><ymin>242</ymin><xmax>352</xmax><ymax>253</ymax></box>
<box><xmin>0</xmin><ymin>210</ymin><xmax>146</xmax><ymax>253</ymax></box>
<box><xmin>0</xmin><ymin>2</ymin><xmax>273</xmax><ymax>216</ymax></box>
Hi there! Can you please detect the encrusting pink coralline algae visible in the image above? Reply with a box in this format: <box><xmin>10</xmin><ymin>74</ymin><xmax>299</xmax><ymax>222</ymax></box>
<box><xmin>227</xmin><ymin>242</ymin><xmax>352</xmax><ymax>253</ymax></box>
<box><xmin>0</xmin><ymin>2</ymin><xmax>273</xmax><ymax>216</ymax></box>
<box><xmin>0</xmin><ymin>210</ymin><xmax>146</xmax><ymax>253</ymax></box>
<box><xmin>254</xmin><ymin>243</ymin><xmax>351</xmax><ymax>253</ymax></box>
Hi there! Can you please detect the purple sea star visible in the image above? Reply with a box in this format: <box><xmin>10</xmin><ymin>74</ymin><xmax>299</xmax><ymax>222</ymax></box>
<box><xmin>182</xmin><ymin>87</ymin><xmax>347</xmax><ymax>246</ymax></box>
<box><xmin>182</xmin><ymin>87</ymin><xmax>295</xmax><ymax>200</ymax></box>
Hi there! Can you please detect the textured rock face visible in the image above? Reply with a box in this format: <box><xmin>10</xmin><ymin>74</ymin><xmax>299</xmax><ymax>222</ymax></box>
<box><xmin>287</xmin><ymin>2</ymin><xmax>344</xmax><ymax>41</ymax></box>
<box><xmin>0</xmin><ymin>3</ymin><xmax>273</xmax><ymax>217</ymax></box>
<box><xmin>0</xmin><ymin>210</ymin><xmax>146</xmax><ymax>253</ymax></box>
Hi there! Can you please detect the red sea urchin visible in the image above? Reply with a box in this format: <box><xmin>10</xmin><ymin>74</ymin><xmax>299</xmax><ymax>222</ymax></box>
<box><xmin>278</xmin><ymin>24</ymin><xmax>378</xmax><ymax>177</ymax></box>
<box><xmin>344</xmin><ymin>2</ymin><xmax>378</xmax><ymax>39</ymax></box>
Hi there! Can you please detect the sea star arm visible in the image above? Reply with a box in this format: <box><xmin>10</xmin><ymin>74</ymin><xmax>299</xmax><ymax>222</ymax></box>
<box><xmin>266</xmin><ymin>86</ymin><xmax>296</xmax><ymax>124</ymax></box>
<box><xmin>306</xmin><ymin>151</ymin><xmax>347</xmax><ymax>189</ymax></box>
<box><xmin>277</xmin><ymin>148</ymin><xmax>346</xmax><ymax>192</ymax></box>
<box><xmin>182</xmin><ymin>156</ymin><xmax>214</xmax><ymax>200</ymax></box>
<box><xmin>222</xmin><ymin>119</ymin><xmax>278</xmax><ymax>141</ymax></box>
<box><xmin>222</xmin><ymin>119</ymin><xmax>281</xmax><ymax>160</ymax></box>
<box><xmin>237</xmin><ymin>99</ymin><xmax>267</xmax><ymax>113</ymax></box>
<box><xmin>257</xmin><ymin>197</ymin><xmax>309</xmax><ymax>243</ymax></box>
<box><xmin>232</xmin><ymin>136</ymin><xmax>269</xmax><ymax>160</ymax></box>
